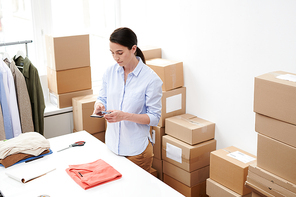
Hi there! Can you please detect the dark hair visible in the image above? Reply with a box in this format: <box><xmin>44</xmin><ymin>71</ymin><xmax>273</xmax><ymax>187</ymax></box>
<box><xmin>110</xmin><ymin>27</ymin><xmax>146</xmax><ymax>64</ymax></box>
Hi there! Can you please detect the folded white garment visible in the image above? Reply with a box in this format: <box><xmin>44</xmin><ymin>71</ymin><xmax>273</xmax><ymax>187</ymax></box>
<box><xmin>0</xmin><ymin>132</ymin><xmax>50</xmax><ymax>159</ymax></box>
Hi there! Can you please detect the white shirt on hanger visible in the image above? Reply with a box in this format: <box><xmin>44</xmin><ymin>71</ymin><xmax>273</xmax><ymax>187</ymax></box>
<box><xmin>0</xmin><ymin>60</ymin><xmax>22</xmax><ymax>137</ymax></box>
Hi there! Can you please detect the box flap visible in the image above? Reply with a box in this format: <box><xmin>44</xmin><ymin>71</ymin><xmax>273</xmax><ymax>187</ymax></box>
<box><xmin>248</xmin><ymin>163</ymin><xmax>296</xmax><ymax>194</ymax></box>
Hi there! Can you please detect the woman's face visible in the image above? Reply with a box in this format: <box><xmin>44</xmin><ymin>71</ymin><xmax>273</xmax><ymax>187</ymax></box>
<box><xmin>109</xmin><ymin>42</ymin><xmax>136</xmax><ymax>67</ymax></box>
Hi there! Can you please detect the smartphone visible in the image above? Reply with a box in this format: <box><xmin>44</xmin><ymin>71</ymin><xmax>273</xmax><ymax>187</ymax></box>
<box><xmin>90</xmin><ymin>111</ymin><xmax>111</xmax><ymax>118</ymax></box>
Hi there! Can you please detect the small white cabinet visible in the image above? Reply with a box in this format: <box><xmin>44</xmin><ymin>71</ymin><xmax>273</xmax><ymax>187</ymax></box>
<box><xmin>44</xmin><ymin>104</ymin><xmax>73</xmax><ymax>139</ymax></box>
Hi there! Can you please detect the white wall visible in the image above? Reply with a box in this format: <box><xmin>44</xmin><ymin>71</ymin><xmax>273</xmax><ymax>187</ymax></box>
<box><xmin>119</xmin><ymin>0</ymin><xmax>296</xmax><ymax>155</ymax></box>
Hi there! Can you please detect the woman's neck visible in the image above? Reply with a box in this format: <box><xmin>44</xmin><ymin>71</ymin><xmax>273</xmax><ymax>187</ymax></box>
<box><xmin>124</xmin><ymin>56</ymin><xmax>139</xmax><ymax>74</ymax></box>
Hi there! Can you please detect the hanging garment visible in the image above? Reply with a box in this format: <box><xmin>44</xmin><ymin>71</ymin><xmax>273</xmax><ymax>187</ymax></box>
<box><xmin>66</xmin><ymin>159</ymin><xmax>122</xmax><ymax>190</ymax></box>
<box><xmin>8</xmin><ymin>60</ymin><xmax>34</xmax><ymax>133</ymax></box>
<box><xmin>0</xmin><ymin>104</ymin><xmax>5</xmax><ymax>140</ymax></box>
<box><xmin>0</xmin><ymin>63</ymin><xmax>13</xmax><ymax>139</ymax></box>
<box><xmin>13</xmin><ymin>56</ymin><xmax>45</xmax><ymax>135</ymax></box>
<box><xmin>0</xmin><ymin>60</ymin><xmax>22</xmax><ymax>137</ymax></box>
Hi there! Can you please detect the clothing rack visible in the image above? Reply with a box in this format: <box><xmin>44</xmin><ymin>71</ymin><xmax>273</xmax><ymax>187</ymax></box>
<box><xmin>0</xmin><ymin>40</ymin><xmax>33</xmax><ymax>57</ymax></box>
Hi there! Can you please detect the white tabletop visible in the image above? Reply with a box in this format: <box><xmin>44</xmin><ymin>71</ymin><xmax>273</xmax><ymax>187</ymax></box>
<box><xmin>0</xmin><ymin>131</ymin><xmax>184</xmax><ymax>197</ymax></box>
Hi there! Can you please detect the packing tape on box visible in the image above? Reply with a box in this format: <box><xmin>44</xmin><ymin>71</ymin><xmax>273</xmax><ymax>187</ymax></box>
<box><xmin>176</xmin><ymin>116</ymin><xmax>208</xmax><ymax>133</ymax></box>
<box><xmin>276</xmin><ymin>73</ymin><xmax>296</xmax><ymax>83</ymax></box>
<box><xmin>269</xmin><ymin>71</ymin><xmax>296</xmax><ymax>83</ymax></box>
<box><xmin>163</xmin><ymin>143</ymin><xmax>210</xmax><ymax>165</ymax></box>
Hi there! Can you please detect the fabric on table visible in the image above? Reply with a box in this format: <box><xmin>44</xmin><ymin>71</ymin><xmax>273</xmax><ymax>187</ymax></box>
<box><xmin>0</xmin><ymin>149</ymin><xmax>50</xmax><ymax>168</ymax></box>
<box><xmin>66</xmin><ymin>159</ymin><xmax>122</xmax><ymax>190</ymax></box>
<box><xmin>0</xmin><ymin>132</ymin><xmax>50</xmax><ymax>159</ymax></box>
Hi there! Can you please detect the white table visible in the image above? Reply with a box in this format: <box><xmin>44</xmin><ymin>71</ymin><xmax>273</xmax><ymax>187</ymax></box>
<box><xmin>0</xmin><ymin>131</ymin><xmax>184</xmax><ymax>197</ymax></box>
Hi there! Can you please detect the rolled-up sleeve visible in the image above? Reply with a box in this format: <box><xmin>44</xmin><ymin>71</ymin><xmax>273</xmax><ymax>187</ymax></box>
<box><xmin>146</xmin><ymin>77</ymin><xmax>163</xmax><ymax>126</ymax></box>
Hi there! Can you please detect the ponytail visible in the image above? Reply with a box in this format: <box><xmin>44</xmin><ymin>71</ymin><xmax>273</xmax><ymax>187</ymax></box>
<box><xmin>136</xmin><ymin>47</ymin><xmax>146</xmax><ymax>64</ymax></box>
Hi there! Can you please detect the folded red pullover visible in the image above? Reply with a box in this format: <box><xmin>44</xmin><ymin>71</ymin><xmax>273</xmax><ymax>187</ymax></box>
<box><xmin>66</xmin><ymin>159</ymin><xmax>122</xmax><ymax>190</ymax></box>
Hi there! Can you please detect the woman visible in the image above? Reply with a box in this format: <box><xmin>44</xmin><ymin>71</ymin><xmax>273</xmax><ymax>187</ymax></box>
<box><xmin>93</xmin><ymin>27</ymin><xmax>163</xmax><ymax>172</ymax></box>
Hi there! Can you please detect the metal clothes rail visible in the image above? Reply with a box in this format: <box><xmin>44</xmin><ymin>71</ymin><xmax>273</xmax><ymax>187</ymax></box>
<box><xmin>0</xmin><ymin>40</ymin><xmax>33</xmax><ymax>57</ymax></box>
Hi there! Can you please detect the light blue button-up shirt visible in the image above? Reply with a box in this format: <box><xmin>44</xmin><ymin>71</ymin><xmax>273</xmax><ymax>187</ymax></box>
<box><xmin>97</xmin><ymin>57</ymin><xmax>163</xmax><ymax>156</ymax></box>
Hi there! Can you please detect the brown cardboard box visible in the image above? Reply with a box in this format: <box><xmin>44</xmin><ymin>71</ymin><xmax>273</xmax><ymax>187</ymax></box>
<box><xmin>254</xmin><ymin>71</ymin><xmax>296</xmax><ymax>125</ymax></box>
<box><xmin>206</xmin><ymin>178</ymin><xmax>252</xmax><ymax>197</ymax></box>
<box><xmin>159</xmin><ymin>87</ymin><xmax>186</xmax><ymax>127</ymax></box>
<box><xmin>150</xmin><ymin>168</ymin><xmax>157</xmax><ymax>177</ymax></box>
<box><xmin>163</xmin><ymin>174</ymin><xmax>207</xmax><ymax>197</ymax></box>
<box><xmin>47</xmin><ymin>66</ymin><xmax>92</xmax><ymax>94</ymax></box>
<box><xmin>251</xmin><ymin>192</ymin><xmax>265</xmax><ymax>197</ymax></box>
<box><xmin>49</xmin><ymin>89</ymin><xmax>93</xmax><ymax>108</ymax></box>
<box><xmin>255</xmin><ymin>113</ymin><xmax>296</xmax><ymax>148</ymax></box>
<box><xmin>141</xmin><ymin>46</ymin><xmax>161</xmax><ymax>60</ymax></box>
<box><xmin>92</xmin><ymin>131</ymin><xmax>105</xmax><ymax>143</ymax></box>
<box><xmin>245</xmin><ymin>181</ymin><xmax>281</xmax><ymax>197</ymax></box>
<box><xmin>162</xmin><ymin>135</ymin><xmax>216</xmax><ymax>172</ymax></box>
<box><xmin>146</xmin><ymin>58</ymin><xmax>184</xmax><ymax>91</ymax></box>
<box><xmin>45</xmin><ymin>34</ymin><xmax>90</xmax><ymax>71</ymax></box>
<box><xmin>151</xmin><ymin>126</ymin><xmax>165</xmax><ymax>160</ymax></box>
<box><xmin>210</xmin><ymin>146</ymin><xmax>256</xmax><ymax>195</ymax></box>
<box><xmin>163</xmin><ymin>160</ymin><xmax>209</xmax><ymax>187</ymax></box>
<box><xmin>72</xmin><ymin>94</ymin><xmax>105</xmax><ymax>134</ymax></box>
<box><xmin>247</xmin><ymin>163</ymin><xmax>296</xmax><ymax>196</ymax></box>
<box><xmin>165</xmin><ymin>114</ymin><xmax>215</xmax><ymax>145</ymax></box>
<box><xmin>257</xmin><ymin>133</ymin><xmax>296</xmax><ymax>185</ymax></box>
<box><xmin>152</xmin><ymin>157</ymin><xmax>163</xmax><ymax>181</ymax></box>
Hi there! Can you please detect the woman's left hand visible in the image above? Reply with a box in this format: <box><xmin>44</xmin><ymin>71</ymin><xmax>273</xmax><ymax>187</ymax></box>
<box><xmin>104</xmin><ymin>110</ymin><xmax>125</xmax><ymax>123</ymax></box>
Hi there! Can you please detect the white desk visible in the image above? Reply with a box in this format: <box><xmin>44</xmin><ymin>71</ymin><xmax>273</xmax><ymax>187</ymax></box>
<box><xmin>0</xmin><ymin>131</ymin><xmax>184</xmax><ymax>197</ymax></box>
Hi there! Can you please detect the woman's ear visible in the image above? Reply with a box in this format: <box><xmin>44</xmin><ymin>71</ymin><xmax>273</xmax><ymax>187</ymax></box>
<box><xmin>132</xmin><ymin>45</ymin><xmax>137</xmax><ymax>54</ymax></box>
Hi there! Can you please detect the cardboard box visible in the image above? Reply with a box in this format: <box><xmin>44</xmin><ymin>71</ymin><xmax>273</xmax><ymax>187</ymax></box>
<box><xmin>159</xmin><ymin>87</ymin><xmax>186</xmax><ymax>127</ymax></box>
<box><xmin>163</xmin><ymin>160</ymin><xmax>209</xmax><ymax>187</ymax></box>
<box><xmin>163</xmin><ymin>174</ymin><xmax>207</xmax><ymax>197</ymax></box>
<box><xmin>254</xmin><ymin>71</ymin><xmax>296</xmax><ymax>125</ymax></box>
<box><xmin>250</xmin><ymin>192</ymin><xmax>264</xmax><ymax>197</ymax></box>
<box><xmin>146</xmin><ymin>58</ymin><xmax>184</xmax><ymax>91</ymax></box>
<box><xmin>47</xmin><ymin>66</ymin><xmax>92</xmax><ymax>94</ymax></box>
<box><xmin>152</xmin><ymin>157</ymin><xmax>163</xmax><ymax>181</ymax></box>
<box><xmin>206</xmin><ymin>178</ymin><xmax>252</xmax><ymax>197</ymax></box>
<box><xmin>245</xmin><ymin>181</ymin><xmax>281</xmax><ymax>197</ymax></box>
<box><xmin>49</xmin><ymin>89</ymin><xmax>93</xmax><ymax>108</ymax></box>
<box><xmin>257</xmin><ymin>133</ymin><xmax>296</xmax><ymax>185</ymax></box>
<box><xmin>150</xmin><ymin>168</ymin><xmax>157</xmax><ymax>177</ymax></box>
<box><xmin>247</xmin><ymin>163</ymin><xmax>296</xmax><ymax>197</ymax></box>
<box><xmin>255</xmin><ymin>113</ymin><xmax>296</xmax><ymax>148</ymax></box>
<box><xmin>72</xmin><ymin>94</ymin><xmax>106</xmax><ymax>134</ymax></box>
<box><xmin>162</xmin><ymin>135</ymin><xmax>216</xmax><ymax>172</ymax></box>
<box><xmin>45</xmin><ymin>34</ymin><xmax>90</xmax><ymax>71</ymax></box>
<box><xmin>92</xmin><ymin>131</ymin><xmax>105</xmax><ymax>143</ymax></box>
<box><xmin>165</xmin><ymin>114</ymin><xmax>215</xmax><ymax>145</ymax></box>
<box><xmin>210</xmin><ymin>146</ymin><xmax>256</xmax><ymax>195</ymax></box>
<box><xmin>141</xmin><ymin>46</ymin><xmax>161</xmax><ymax>60</ymax></box>
<box><xmin>151</xmin><ymin>126</ymin><xmax>165</xmax><ymax>160</ymax></box>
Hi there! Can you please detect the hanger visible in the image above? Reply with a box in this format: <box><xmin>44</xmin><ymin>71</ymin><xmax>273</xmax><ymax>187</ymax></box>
<box><xmin>15</xmin><ymin>50</ymin><xmax>26</xmax><ymax>59</ymax></box>
<box><xmin>2</xmin><ymin>52</ymin><xmax>11</xmax><ymax>62</ymax></box>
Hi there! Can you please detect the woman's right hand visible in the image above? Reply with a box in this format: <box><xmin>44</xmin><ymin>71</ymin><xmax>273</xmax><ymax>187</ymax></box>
<box><xmin>93</xmin><ymin>102</ymin><xmax>105</xmax><ymax>115</ymax></box>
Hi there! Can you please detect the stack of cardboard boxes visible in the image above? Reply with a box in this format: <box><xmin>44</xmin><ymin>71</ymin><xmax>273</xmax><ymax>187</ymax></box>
<box><xmin>143</xmin><ymin>47</ymin><xmax>186</xmax><ymax>181</ymax></box>
<box><xmin>45</xmin><ymin>34</ymin><xmax>93</xmax><ymax>108</ymax></box>
<box><xmin>207</xmin><ymin>146</ymin><xmax>256</xmax><ymax>197</ymax></box>
<box><xmin>163</xmin><ymin>114</ymin><xmax>216</xmax><ymax>197</ymax></box>
<box><xmin>144</xmin><ymin>47</ymin><xmax>217</xmax><ymax>196</ymax></box>
<box><xmin>247</xmin><ymin>71</ymin><xmax>296</xmax><ymax>196</ymax></box>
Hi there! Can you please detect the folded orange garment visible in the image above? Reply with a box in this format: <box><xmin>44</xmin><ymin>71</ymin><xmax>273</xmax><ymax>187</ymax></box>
<box><xmin>66</xmin><ymin>159</ymin><xmax>122</xmax><ymax>190</ymax></box>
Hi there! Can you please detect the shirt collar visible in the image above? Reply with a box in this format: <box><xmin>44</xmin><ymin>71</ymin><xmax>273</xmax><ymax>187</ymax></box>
<box><xmin>13</xmin><ymin>56</ymin><xmax>30</xmax><ymax>79</ymax></box>
<box><xmin>116</xmin><ymin>56</ymin><xmax>144</xmax><ymax>77</ymax></box>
